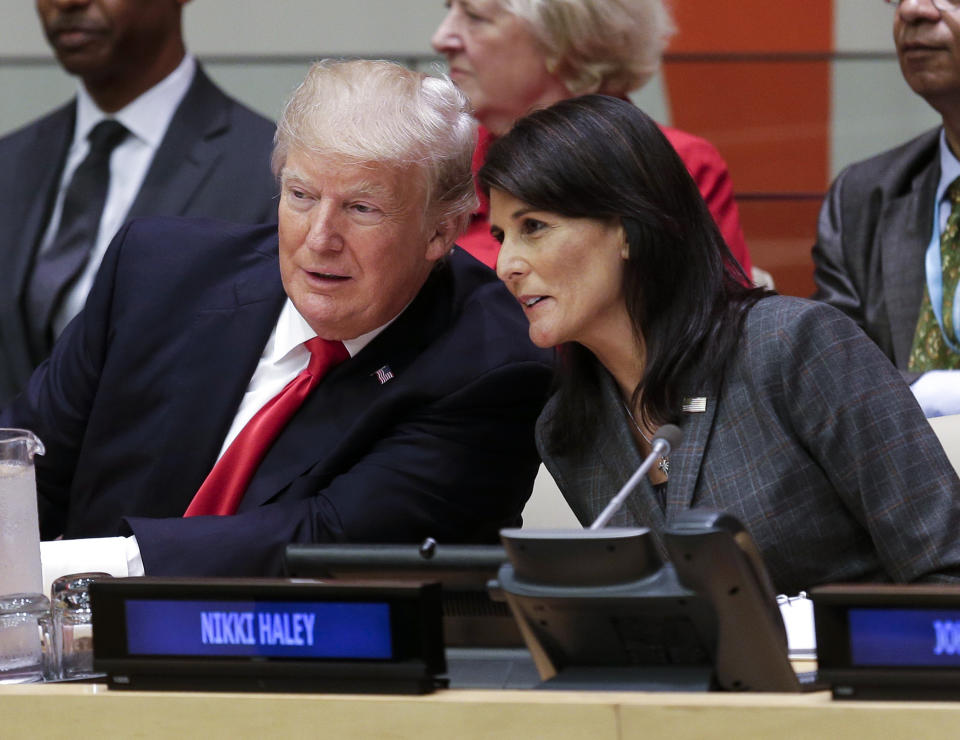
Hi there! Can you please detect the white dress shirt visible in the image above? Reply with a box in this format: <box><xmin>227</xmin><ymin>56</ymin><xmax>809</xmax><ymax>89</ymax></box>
<box><xmin>215</xmin><ymin>298</ymin><xmax>390</xmax><ymax>458</ymax></box>
<box><xmin>40</xmin><ymin>54</ymin><xmax>196</xmax><ymax>337</ymax></box>
<box><xmin>40</xmin><ymin>298</ymin><xmax>397</xmax><ymax>591</ymax></box>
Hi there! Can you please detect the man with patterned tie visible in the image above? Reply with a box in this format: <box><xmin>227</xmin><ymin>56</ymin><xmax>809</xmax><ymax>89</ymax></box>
<box><xmin>813</xmin><ymin>0</ymin><xmax>960</xmax><ymax>417</ymax></box>
<box><xmin>0</xmin><ymin>59</ymin><xmax>553</xmax><ymax>580</ymax></box>
<box><xmin>0</xmin><ymin>0</ymin><xmax>277</xmax><ymax>405</ymax></box>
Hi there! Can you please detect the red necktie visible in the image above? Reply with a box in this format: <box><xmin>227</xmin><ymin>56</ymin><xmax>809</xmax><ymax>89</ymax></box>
<box><xmin>184</xmin><ymin>337</ymin><xmax>349</xmax><ymax>517</ymax></box>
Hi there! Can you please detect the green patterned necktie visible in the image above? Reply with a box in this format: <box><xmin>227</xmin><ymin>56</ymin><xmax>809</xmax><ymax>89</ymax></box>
<box><xmin>908</xmin><ymin>178</ymin><xmax>960</xmax><ymax>372</ymax></box>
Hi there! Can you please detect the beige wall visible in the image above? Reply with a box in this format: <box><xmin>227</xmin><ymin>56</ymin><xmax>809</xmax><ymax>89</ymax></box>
<box><xmin>831</xmin><ymin>0</ymin><xmax>939</xmax><ymax>174</ymax></box>
<box><xmin>0</xmin><ymin>1</ymin><xmax>446</xmax><ymax>55</ymax></box>
<box><xmin>0</xmin><ymin>1</ymin><xmax>448</xmax><ymax>132</ymax></box>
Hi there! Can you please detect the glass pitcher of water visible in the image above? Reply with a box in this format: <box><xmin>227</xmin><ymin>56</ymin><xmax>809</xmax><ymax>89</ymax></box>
<box><xmin>0</xmin><ymin>429</ymin><xmax>46</xmax><ymax>683</ymax></box>
<box><xmin>0</xmin><ymin>429</ymin><xmax>44</xmax><ymax>597</ymax></box>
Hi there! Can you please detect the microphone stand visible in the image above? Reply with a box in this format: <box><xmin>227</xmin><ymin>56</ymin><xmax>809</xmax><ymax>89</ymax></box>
<box><xmin>589</xmin><ymin>424</ymin><xmax>682</xmax><ymax>529</ymax></box>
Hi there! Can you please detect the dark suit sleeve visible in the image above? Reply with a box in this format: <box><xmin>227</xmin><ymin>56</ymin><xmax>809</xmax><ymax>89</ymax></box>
<box><xmin>774</xmin><ymin>302</ymin><xmax>960</xmax><ymax>583</ymax></box>
<box><xmin>126</xmin><ymin>360</ymin><xmax>550</xmax><ymax>577</ymax></box>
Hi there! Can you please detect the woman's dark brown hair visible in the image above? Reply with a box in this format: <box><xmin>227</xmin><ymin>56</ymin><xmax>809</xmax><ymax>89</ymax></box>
<box><xmin>480</xmin><ymin>94</ymin><xmax>768</xmax><ymax>453</ymax></box>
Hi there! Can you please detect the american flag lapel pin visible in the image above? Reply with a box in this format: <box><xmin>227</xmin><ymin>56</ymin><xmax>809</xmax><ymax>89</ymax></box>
<box><xmin>374</xmin><ymin>365</ymin><xmax>395</xmax><ymax>385</ymax></box>
<box><xmin>681</xmin><ymin>396</ymin><xmax>707</xmax><ymax>413</ymax></box>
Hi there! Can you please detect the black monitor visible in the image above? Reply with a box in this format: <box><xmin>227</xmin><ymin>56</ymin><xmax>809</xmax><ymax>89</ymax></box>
<box><xmin>495</xmin><ymin>510</ymin><xmax>804</xmax><ymax>692</ymax></box>
<box><xmin>285</xmin><ymin>543</ymin><xmax>523</xmax><ymax>649</ymax></box>
<box><xmin>813</xmin><ymin>583</ymin><xmax>960</xmax><ymax>700</ymax></box>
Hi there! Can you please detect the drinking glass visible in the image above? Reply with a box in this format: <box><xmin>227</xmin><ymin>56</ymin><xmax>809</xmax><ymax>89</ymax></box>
<box><xmin>50</xmin><ymin>572</ymin><xmax>110</xmax><ymax>680</ymax></box>
<box><xmin>0</xmin><ymin>593</ymin><xmax>49</xmax><ymax>683</ymax></box>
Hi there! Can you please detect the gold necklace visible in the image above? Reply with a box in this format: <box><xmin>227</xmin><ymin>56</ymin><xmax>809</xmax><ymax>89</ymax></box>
<box><xmin>621</xmin><ymin>401</ymin><xmax>670</xmax><ymax>476</ymax></box>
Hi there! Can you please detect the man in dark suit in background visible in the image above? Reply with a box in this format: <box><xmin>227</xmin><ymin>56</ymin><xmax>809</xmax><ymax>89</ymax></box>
<box><xmin>812</xmin><ymin>0</ymin><xmax>960</xmax><ymax>417</ymax></box>
<box><xmin>0</xmin><ymin>0</ymin><xmax>277</xmax><ymax>405</ymax></box>
<box><xmin>0</xmin><ymin>59</ymin><xmax>552</xmax><ymax>582</ymax></box>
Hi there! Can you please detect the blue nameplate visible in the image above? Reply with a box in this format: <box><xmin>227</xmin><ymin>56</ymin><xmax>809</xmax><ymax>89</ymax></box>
<box><xmin>813</xmin><ymin>583</ymin><xmax>960</xmax><ymax>701</ymax></box>
<box><xmin>90</xmin><ymin>577</ymin><xmax>445</xmax><ymax>694</ymax></box>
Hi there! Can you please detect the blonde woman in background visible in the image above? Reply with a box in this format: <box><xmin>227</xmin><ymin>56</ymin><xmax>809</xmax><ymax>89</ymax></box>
<box><xmin>432</xmin><ymin>0</ymin><xmax>753</xmax><ymax>279</ymax></box>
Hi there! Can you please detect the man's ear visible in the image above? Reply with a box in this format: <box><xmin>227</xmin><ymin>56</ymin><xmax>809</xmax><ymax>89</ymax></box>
<box><xmin>424</xmin><ymin>215</ymin><xmax>463</xmax><ymax>262</ymax></box>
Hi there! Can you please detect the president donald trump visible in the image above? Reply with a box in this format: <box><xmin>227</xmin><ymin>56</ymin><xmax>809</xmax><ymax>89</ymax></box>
<box><xmin>0</xmin><ymin>60</ymin><xmax>552</xmax><ymax>579</ymax></box>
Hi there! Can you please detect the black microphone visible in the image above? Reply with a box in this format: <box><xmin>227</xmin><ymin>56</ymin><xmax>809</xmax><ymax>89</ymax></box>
<box><xmin>589</xmin><ymin>424</ymin><xmax>683</xmax><ymax>530</ymax></box>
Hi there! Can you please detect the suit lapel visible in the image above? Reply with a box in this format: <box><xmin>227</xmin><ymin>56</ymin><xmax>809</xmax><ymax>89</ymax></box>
<box><xmin>127</xmin><ymin>66</ymin><xmax>232</xmax><ymax>220</ymax></box>
<box><xmin>147</xmin><ymin>247</ymin><xmax>286</xmax><ymax>516</ymax></box>
<box><xmin>879</xmin><ymin>157</ymin><xmax>938</xmax><ymax>368</ymax></box>
<box><xmin>237</xmin><ymin>262</ymin><xmax>452</xmax><ymax>511</ymax></box>
<box><xmin>590</xmin><ymin>372</ymin><xmax>668</xmax><ymax>533</ymax></box>
<box><xmin>591</xmin><ymin>369</ymin><xmax>720</xmax><ymax>528</ymax></box>
<box><xmin>664</xmin><ymin>384</ymin><xmax>719</xmax><ymax>517</ymax></box>
<box><xmin>236</xmin><ymin>331</ymin><xmax>421</xmax><ymax>511</ymax></box>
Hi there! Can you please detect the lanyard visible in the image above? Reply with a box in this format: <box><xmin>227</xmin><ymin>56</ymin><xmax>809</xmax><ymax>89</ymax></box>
<box><xmin>924</xmin><ymin>195</ymin><xmax>960</xmax><ymax>354</ymax></box>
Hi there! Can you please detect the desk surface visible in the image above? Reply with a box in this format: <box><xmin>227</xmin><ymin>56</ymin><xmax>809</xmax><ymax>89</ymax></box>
<box><xmin>4</xmin><ymin>682</ymin><xmax>960</xmax><ymax>740</ymax></box>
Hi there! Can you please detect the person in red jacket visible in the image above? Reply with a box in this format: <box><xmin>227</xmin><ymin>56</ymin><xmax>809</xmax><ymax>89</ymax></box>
<box><xmin>432</xmin><ymin>0</ymin><xmax>752</xmax><ymax>279</ymax></box>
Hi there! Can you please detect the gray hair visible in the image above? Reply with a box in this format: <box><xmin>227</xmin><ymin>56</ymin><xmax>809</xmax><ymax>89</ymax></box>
<box><xmin>272</xmin><ymin>59</ymin><xmax>478</xmax><ymax>229</ymax></box>
<box><xmin>503</xmin><ymin>0</ymin><xmax>676</xmax><ymax>96</ymax></box>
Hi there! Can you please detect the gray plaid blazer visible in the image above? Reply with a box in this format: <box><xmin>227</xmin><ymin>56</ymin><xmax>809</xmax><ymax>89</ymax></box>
<box><xmin>537</xmin><ymin>296</ymin><xmax>960</xmax><ymax>594</ymax></box>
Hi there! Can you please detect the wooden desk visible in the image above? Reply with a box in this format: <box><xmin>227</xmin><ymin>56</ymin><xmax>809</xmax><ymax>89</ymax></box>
<box><xmin>3</xmin><ymin>683</ymin><xmax>960</xmax><ymax>739</ymax></box>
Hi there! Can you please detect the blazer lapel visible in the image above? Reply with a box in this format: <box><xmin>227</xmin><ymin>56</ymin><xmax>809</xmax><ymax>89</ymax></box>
<box><xmin>126</xmin><ymin>66</ymin><xmax>233</xmax><ymax>220</ymax></box>
<box><xmin>592</xmin><ymin>372</ymin><xmax>668</xmax><ymax>533</ymax></box>
<box><xmin>664</xmin><ymin>384</ymin><xmax>719</xmax><ymax>518</ymax></box>
<box><xmin>145</xmin><ymin>249</ymin><xmax>286</xmax><ymax>516</ymax></box>
<box><xmin>879</xmin><ymin>159</ymin><xmax>938</xmax><ymax>368</ymax></box>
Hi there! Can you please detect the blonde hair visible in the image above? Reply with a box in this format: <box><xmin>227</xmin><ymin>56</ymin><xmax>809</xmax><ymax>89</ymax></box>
<box><xmin>272</xmin><ymin>59</ymin><xmax>478</xmax><ymax>228</ymax></box>
<box><xmin>503</xmin><ymin>0</ymin><xmax>675</xmax><ymax>96</ymax></box>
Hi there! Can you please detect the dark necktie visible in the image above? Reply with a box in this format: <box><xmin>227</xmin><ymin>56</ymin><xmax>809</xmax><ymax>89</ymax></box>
<box><xmin>909</xmin><ymin>177</ymin><xmax>960</xmax><ymax>371</ymax></box>
<box><xmin>26</xmin><ymin>119</ymin><xmax>129</xmax><ymax>355</ymax></box>
<box><xmin>184</xmin><ymin>337</ymin><xmax>350</xmax><ymax>517</ymax></box>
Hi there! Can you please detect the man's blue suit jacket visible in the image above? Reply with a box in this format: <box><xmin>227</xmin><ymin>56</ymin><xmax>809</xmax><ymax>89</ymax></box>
<box><xmin>0</xmin><ymin>217</ymin><xmax>553</xmax><ymax>577</ymax></box>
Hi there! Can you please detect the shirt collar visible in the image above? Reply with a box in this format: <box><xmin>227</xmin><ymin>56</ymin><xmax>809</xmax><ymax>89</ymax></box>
<box><xmin>73</xmin><ymin>54</ymin><xmax>196</xmax><ymax>150</ymax></box>
<box><xmin>273</xmin><ymin>298</ymin><xmax>402</xmax><ymax>361</ymax></box>
<box><xmin>936</xmin><ymin>127</ymin><xmax>960</xmax><ymax>205</ymax></box>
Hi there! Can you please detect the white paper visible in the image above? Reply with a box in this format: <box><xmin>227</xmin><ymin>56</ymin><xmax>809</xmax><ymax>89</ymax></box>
<box><xmin>778</xmin><ymin>594</ymin><xmax>816</xmax><ymax>659</ymax></box>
